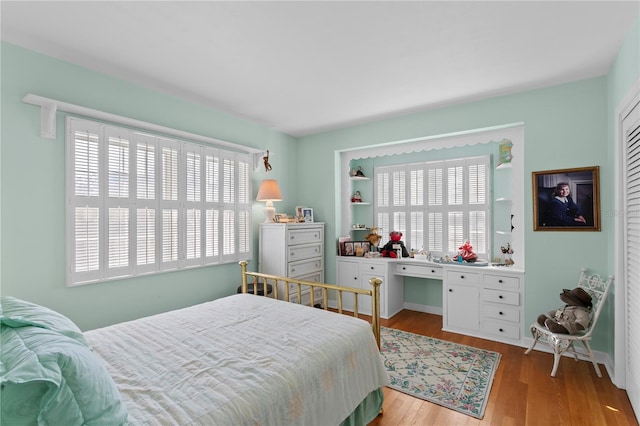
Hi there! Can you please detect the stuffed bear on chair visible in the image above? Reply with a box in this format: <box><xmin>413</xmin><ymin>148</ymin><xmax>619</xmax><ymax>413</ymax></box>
<box><xmin>380</xmin><ymin>231</ymin><xmax>410</xmax><ymax>258</ymax></box>
<box><xmin>537</xmin><ymin>287</ymin><xmax>593</xmax><ymax>334</ymax></box>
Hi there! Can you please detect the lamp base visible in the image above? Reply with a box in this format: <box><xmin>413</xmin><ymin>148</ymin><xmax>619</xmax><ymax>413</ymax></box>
<box><xmin>263</xmin><ymin>202</ymin><xmax>276</xmax><ymax>223</ymax></box>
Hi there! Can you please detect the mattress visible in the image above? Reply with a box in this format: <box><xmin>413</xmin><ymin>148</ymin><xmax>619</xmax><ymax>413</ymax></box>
<box><xmin>84</xmin><ymin>294</ymin><xmax>389</xmax><ymax>425</ymax></box>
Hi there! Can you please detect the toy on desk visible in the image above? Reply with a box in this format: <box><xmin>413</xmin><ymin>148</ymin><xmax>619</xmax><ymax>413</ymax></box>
<box><xmin>380</xmin><ymin>231</ymin><xmax>410</xmax><ymax>258</ymax></box>
<box><xmin>453</xmin><ymin>240</ymin><xmax>478</xmax><ymax>263</ymax></box>
<box><xmin>365</xmin><ymin>227</ymin><xmax>381</xmax><ymax>249</ymax></box>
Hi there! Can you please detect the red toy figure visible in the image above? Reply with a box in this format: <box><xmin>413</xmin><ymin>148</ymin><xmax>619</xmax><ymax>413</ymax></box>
<box><xmin>453</xmin><ymin>240</ymin><xmax>478</xmax><ymax>263</ymax></box>
<box><xmin>380</xmin><ymin>231</ymin><xmax>410</xmax><ymax>258</ymax></box>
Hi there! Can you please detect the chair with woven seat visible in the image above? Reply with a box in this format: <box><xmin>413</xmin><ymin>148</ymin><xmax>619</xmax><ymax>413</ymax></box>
<box><xmin>524</xmin><ymin>268</ymin><xmax>614</xmax><ymax>377</ymax></box>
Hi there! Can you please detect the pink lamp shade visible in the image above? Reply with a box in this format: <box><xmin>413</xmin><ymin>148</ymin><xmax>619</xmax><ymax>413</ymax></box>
<box><xmin>256</xmin><ymin>179</ymin><xmax>283</xmax><ymax>222</ymax></box>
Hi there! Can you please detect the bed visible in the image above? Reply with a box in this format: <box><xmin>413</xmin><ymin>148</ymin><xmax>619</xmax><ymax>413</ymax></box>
<box><xmin>0</xmin><ymin>262</ymin><xmax>388</xmax><ymax>425</ymax></box>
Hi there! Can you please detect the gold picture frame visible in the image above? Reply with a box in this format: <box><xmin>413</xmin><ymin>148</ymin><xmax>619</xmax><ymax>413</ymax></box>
<box><xmin>532</xmin><ymin>166</ymin><xmax>600</xmax><ymax>231</ymax></box>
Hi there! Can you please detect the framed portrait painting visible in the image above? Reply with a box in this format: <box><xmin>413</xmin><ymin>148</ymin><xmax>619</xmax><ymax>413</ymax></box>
<box><xmin>532</xmin><ymin>166</ymin><xmax>600</xmax><ymax>231</ymax></box>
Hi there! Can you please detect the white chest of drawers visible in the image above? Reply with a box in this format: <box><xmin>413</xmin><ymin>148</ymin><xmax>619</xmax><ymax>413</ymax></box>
<box><xmin>258</xmin><ymin>223</ymin><xmax>325</xmax><ymax>306</ymax></box>
<box><xmin>443</xmin><ymin>265</ymin><xmax>525</xmax><ymax>346</ymax></box>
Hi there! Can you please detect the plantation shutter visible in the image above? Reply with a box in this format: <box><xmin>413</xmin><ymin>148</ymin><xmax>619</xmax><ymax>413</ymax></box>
<box><xmin>67</xmin><ymin>117</ymin><xmax>252</xmax><ymax>285</ymax></box>
<box><xmin>446</xmin><ymin>161</ymin><xmax>464</xmax><ymax>252</ymax></box>
<box><xmin>374</xmin><ymin>156</ymin><xmax>489</xmax><ymax>258</ymax></box>
<box><xmin>183</xmin><ymin>145</ymin><xmax>202</xmax><ymax>268</ymax></box>
<box><xmin>69</xmin><ymin>121</ymin><xmax>102</xmax><ymax>284</ymax></box>
<box><xmin>204</xmin><ymin>152</ymin><xmax>220</xmax><ymax>262</ymax></box>
<box><xmin>468</xmin><ymin>161</ymin><xmax>488</xmax><ymax>253</ymax></box>
<box><xmin>105</xmin><ymin>127</ymin><xmax>132</xmax><ymax>279</ymax></box>
<box><xmin>624</xmin><ymin>99</ymin><xmax>640</xmax><ymax>416</ymax></box>
<box><xmin>160</xmin><ymin>139</ymin><xmax>180</xmax><ymax>271</ymax></box>
<box><xmin>427</xmin><ymin>166</ymin><xmax>444</xmax><ymax>252</ymax></box>
<box><xmin>135</xmin><ymin>133</ymin><xmax>157</xmax><ymax>274</ymax></box>
<box><xmin>237</xmin><ymin>158</ymin><xmax>251</xmax><ymax>256</ymax></box>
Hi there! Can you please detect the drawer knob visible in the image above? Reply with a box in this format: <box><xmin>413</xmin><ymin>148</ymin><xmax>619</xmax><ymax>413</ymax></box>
<box><xmin>499</xmin><ymin>328</ymin><xmax>504</xmax><ymax>332</ymax></box>
<box><xmin>460</xmin><ymin>275</ymin><xmax>465</xmax><ymax>279</ymax></box>
<box><xmin>431</xmin><ymin>269</ymin><xmax>435</xmax><ymax>273</ymax></box>
<box><xmin>292</xmin><ymin>268</ymin><xmax>295</xmax><ymax>272</ymax></box>
<box><xmin>370</xmin><ymin>266</ymin><xmax>374</xmax><ymax>270</ymax></box>
<box><xmin>402</xmin><ymin>266</ymin><xmax>406</xmax><ymax>270</ymax></box>
<box><xmin>498</xmin><ymin>279</ymin><xmax>503</xmax><ymax>283</ymax></box>
<box><xmin>354</xmin><ymin>277</ymin><xmax>358</xmax><ymax>280</ymax></box>
<box><xmin>449</xmin><ymin>288</ymin><xmax>453</xmax><ymax>292</ymax></box>
<box><xmin>499</xmin><ymin>295</ymin><xmax>503</xmax><ymax>299</ymax></box>
<box><xmin>499</xmin><ymin>311</ymin><xmax>504</xmax><ymax>315</ymax></box>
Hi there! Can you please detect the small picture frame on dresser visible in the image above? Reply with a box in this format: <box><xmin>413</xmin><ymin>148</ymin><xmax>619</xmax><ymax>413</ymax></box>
<box><xmin>302</xmin><ymin>207</ymin><xmax>314</xmax><ymax>222</ymax></box>
<box><xmin>343</xmin><ymin>241</ymin><xmax>355</xmax><ymax>256</ymax></box>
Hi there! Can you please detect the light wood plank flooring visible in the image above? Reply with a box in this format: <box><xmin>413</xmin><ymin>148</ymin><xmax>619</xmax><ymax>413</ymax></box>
<box><xmin>367</xmin><ymin>309</ymin><xmax>638</xmax><ymax>426</ymax></box>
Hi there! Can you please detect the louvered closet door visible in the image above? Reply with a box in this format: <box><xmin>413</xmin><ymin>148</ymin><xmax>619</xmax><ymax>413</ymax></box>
<box><xmin>624</xmin><ymin>98</ymin><xmax>640</xmax><ymax>419</ymax></box>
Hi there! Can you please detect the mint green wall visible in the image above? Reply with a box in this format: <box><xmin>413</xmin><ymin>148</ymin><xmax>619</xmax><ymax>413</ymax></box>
<box><xmin>0</xmin><ymin>42</ymin><xmax>298</xmax><ymax>330</ymax></box>
<box><xmin>299</xmin><ymin>74</ymin><xmax>611</xmax><ymax>352</ymax></box>
<box><xmin>297</xmin><ymin>17</ymin><xmax>640</xmax><ymax>355</ymax></box>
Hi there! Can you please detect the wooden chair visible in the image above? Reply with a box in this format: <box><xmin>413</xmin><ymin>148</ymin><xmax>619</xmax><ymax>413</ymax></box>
<box><xmin>524</xmin><ymin>268</ymin><xmax>614</xmax><ymax>377</ymax></box>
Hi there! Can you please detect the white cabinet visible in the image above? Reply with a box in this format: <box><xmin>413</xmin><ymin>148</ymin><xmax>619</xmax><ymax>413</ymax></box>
<box><xmin>443</xmin><ymin>265</ymin><xmax>525</xmax><ymax>345</ymax></box>
<box><xmin>444</xmin><ymin>269</ymin><xmax>481</xmax><ymax>331</ymax></box>
<box><xmin>259</xmin><ymin>223</ymin><xmax>324</xmax><ymax>306</ymax></box>
<box><xmin>335</xmin><ymin>258</ymin><xmax>403</xmax><ymax>319</ymax></box>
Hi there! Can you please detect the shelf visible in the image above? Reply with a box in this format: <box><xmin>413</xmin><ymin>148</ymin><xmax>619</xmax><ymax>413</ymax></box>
<box><xmin>495</xmin><ymin>197</ymin><xmax>511</xmax><ymax>202</ymax></box>
<box><xmin>350</xmin><ymin>176</ymin><xmax>370</xmax><ymax>181</ymax></box>
<box><xmin>495</xmin><ymin>230</ymin><xmax>510</xmax><ymax>235</ymax></box>
<box><xmin>351</xmin><ymin>202</ymin><xmax>371</xmax><ymax>205</ymax></box>
<box><xmin>496</xmin><ymin>163</ymin><xmax>512</xmax><ymax>170</ymax></box>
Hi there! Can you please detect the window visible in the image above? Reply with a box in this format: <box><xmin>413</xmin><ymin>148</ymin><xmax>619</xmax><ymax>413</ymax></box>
<box><xmin>66</xmin><ymin>117</ymin><xmax>251</xmax><ymax>286</ymax></box>
<box><xmin>374</xmin><ymin>156</ymin><xmax>490</xmax><ymax>257</ymax></box>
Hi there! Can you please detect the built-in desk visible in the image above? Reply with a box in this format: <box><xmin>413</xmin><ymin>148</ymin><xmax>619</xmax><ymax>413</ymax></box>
<box><xmin>336</xmin><ymin>257</ymin><xmax>525</xmax><ymax>346</ymax></box>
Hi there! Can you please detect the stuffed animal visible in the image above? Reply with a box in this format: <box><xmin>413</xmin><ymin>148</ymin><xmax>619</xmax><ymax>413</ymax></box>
<box><xmin>365</xmin><ymin>227</ymin><xmax>381</xmax><ymax>248</ymax></box>
<box><xmin>380</xmin><ymin>231</ymin><xmax>410</xmax><ymax>258</ymax></box>
<box><xmin>453</xmin><ymin>240</ymin><xmax>478</xmax><ymax>263</ymax></box>
<box><xmin>537</xmin><ymin>287</ymin><xmax>593</xmax><ymax>334</ymax></box>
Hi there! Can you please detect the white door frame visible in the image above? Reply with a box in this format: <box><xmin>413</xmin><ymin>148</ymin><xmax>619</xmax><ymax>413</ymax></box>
<box><xmin>614</xmin><ymin>78</ymin><xmax>640</xmax><ymax>389</ymax></box>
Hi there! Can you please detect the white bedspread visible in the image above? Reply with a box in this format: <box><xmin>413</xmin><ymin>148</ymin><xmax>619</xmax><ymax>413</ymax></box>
<box><xmin>85</xmin><ymin>294</ymin><xmax>389</xmax><ymax>425</ymax></box>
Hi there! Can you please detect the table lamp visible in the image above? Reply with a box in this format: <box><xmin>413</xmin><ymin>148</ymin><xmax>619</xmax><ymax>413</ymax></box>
<box><xmin>256</xmin><ymin>179</ymin><xmax>283</xmax><ymax>223</ymax></box>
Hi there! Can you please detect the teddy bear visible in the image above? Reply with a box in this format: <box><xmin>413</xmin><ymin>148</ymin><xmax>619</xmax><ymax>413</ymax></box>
<box><xmin>364</xmin><ymin>227</ymin><xmax>381</xmax><ymax>249</ymax></box>
<box><xmin>537</xmin><ymin>287</ymin><xmax>593</xmax><ymax>334</ymax></box>
<box><xmin>380</xmin><ymin>231</ymin><xmax>410</xmax><ymax>258</ymax></box>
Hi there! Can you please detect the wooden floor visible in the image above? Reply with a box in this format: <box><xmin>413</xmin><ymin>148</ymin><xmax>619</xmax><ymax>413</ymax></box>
<box><xmin>367</xmin><ymin>309</ymin><xmax>638</xmax><ymax>426</ymax></box>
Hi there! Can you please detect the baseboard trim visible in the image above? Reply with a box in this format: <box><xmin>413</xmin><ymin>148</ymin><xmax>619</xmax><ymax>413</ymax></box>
<box><xmin>403</xmin><ymin>302</ymin><xmax>442</xmax><ymax>316</ymax></box>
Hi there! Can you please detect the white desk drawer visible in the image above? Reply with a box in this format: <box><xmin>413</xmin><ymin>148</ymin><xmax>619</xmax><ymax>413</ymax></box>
<box><xmin>483</xmin><ymin>288</ymin><xmax>519</xmax><ymax>306</ymax></box>
<box><xmin>288</xmin><ymin>228</ymin><xmax>322</xmax><ymax>245</ymax></box>
<box><xmin>483</xmin><ymin>274</ymin><xmax>520</xmax><ymax>290</ymax></box>
<box><xmin>483</xmin><ymin>304</ymin><xmax>520</xmax><ymax>323</ymax></box>
<box><xmin>288</xmin><ymin>243</ymin><xmax>322</xmax><ymax>262</ymax></box>
<box><xmin>445</xmin><ymin>270</ymin><xmax>480</xmax><ymax>284</ymax></box>
<box><xmin>361</xmin><ymin>262</ymin><xmax>385</xmax><ymax>274</ymax></box>
<box><xmin>288</xmin><ymin>258</ymin><xmax>323</xmax><ymax>277</ymax></box>
<box><xmin>482</xmin><ymin>320</ymin><xmax>520</xmax><ymax>340</ymax></box>
<box><xmin>396</xmin><ymin>263</ymin><xmax>443</xmax><ymax>278</ymax></box>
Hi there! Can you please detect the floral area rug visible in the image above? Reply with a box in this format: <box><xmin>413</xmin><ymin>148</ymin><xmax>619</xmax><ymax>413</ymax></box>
<box><xmin>380</xmin><ymin>327</ymin><xmax>501</xmax><ymax>419</ymax></box>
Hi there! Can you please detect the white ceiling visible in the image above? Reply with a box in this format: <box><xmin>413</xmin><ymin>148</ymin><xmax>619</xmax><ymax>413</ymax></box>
<box><xmin>2</xmin><ymin>1</ymin><xmax>638</xmax><ymax>137</ymax></box>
